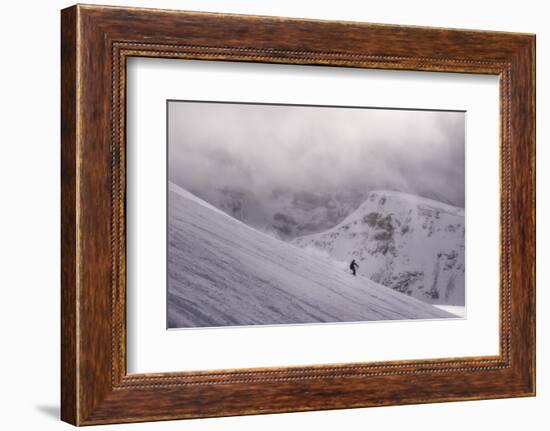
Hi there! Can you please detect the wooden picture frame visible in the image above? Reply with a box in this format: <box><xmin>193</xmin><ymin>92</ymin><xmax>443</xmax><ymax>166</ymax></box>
<box><xmin>61</xmin><ymin>4</ymin><xmax>535</xmax><ymax>425</ymax></box>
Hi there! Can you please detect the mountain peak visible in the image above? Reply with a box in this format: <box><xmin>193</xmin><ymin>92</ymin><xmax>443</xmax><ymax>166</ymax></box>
<box><xmin>168</xmin><ymin>186</ymin><xmax>454</xmax><ymax>328</ymax></box>
<box><xmin>364</xmin><ymin>190</ymin><xmax>464</xmax><ymax>214</ymax></box>
<box><xmin>293</xmin><ymin>191</ymin><xmax>465</xmax><ymax>306</ymax></box>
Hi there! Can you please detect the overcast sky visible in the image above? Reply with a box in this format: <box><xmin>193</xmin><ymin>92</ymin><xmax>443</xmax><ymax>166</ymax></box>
<box><xmin>168</xmin><ymin>101</ymin><xmax>465</xmax><ymax>207</ymax></box>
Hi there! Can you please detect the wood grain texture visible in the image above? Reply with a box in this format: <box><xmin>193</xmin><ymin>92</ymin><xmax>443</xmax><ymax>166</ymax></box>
<box><xmin>60</xmin><ymin>4</ymin><xmax>536</xmax><ymax>425</ymax></box>
<box><xmin>60</xmin><ymin>5</ymin><xmax>78</xmax><ymax>425</ymax></box>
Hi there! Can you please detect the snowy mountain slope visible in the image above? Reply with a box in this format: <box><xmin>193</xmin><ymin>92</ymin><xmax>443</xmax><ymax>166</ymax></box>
<box><xmin>167</xmin><ymin>183</ymin><xmax>454</xmax><ymax>328</ymax></box>
<box><xmin>293</xmin><ymin>191</ymin><xmax>465</xmax><ymax>306</ymax></box>
<box><xmin>186</xmin><ymin>184</ymin><xmax>464</xmax><ymax>242</ymax></box>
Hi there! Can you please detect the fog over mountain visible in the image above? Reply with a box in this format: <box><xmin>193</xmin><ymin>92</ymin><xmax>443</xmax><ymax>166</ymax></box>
<box><xmin>168</xmin><ymin>101</ymin><xmax>465</xmax><ymax>239</ymax></box>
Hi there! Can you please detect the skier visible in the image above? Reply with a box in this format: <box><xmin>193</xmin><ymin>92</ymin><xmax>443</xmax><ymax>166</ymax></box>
<box><xmin>349</xmin><ymin>259</ymin><xmax>359</xmax><ymax>276</ymax></box>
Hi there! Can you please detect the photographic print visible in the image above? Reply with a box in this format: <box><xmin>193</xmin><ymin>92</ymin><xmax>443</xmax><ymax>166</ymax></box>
<box><xmin>167</xmin><ymin>101</ymin><xmax>466</xmax><ymax>329</ymax></box>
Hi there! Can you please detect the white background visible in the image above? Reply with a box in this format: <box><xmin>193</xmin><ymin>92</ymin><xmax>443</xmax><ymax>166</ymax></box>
<box><xmin>127</xmin><ymin>59</ymin><xmax>499</xmax><ymax>373</ymax></box>
<box><xmin>0</xmin><ymin>0</ymin><xmax>546</xmax><ymax>430</ymax></box>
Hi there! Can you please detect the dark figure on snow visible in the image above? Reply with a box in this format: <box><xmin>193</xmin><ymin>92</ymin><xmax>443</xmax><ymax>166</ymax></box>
<box><xmin>349</xmin><ymin>259</ymin><xmax>359</xmax><ymax>276</ymax></box>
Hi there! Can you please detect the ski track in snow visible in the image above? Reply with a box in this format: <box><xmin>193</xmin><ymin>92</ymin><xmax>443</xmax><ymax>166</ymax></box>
<box><xmin>168</xmin><ymin>183</ymin><xmax>453</xmax><ymax>328</ymax></box>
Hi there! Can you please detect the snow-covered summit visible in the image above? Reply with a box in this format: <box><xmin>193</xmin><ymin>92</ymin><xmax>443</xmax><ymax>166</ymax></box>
<box><xmin>293</xmin><ymin>190</ymin><xmax>465</xmax><ymax>306</ymax></box>
<box><xmin>357</xmin><ymin>190</ymin><xmax>464</xmax><ymax>217</ymax></box>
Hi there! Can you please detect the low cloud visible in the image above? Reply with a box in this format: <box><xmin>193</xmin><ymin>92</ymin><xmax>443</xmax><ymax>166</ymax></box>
<box><xmin>169</xmin><ymin>101</ymin><xmax>465</xmax><ymax>207</ymax></box>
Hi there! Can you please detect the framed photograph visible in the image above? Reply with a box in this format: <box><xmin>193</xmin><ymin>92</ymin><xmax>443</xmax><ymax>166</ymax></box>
<box><xmin>61</xmin><ymin>4</ymin><xmax>535</xmax><ymax>425</ymax></box>
<box><xmin>165</xmin><ymin>100</ymin><xmax>466</xmax><ymax>329</ymax></box>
